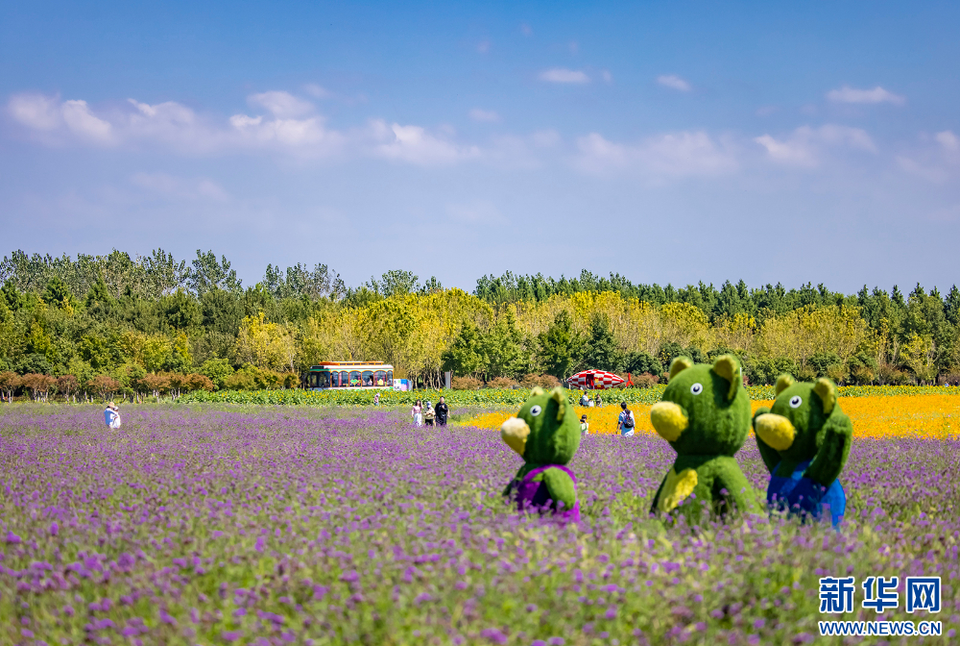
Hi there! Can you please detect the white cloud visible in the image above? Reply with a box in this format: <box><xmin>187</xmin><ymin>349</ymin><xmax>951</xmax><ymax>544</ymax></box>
<box><xmin>754</xmin><ymin>125</ymin><xmax>876</xmax><ymax>167</ymax></box>
<box><xmin>935</xmin><ymin>130</ymin><xmax>959</xmax><ymax>151</ymax></box>
<box><xmin>826</xmin><ymin>85</ymin><xmax>905</xmax><ymax>105</ymax></box>
<box><xmin>229</xmin><ymin>113</ymin><xmax>341</xmax><ymax>150</ymax></box>
<box><xmin>60</xmin><ymin>100</ymin><xmax>114</xmax><ymax>143</ymax></box>
<box><xmin>539</xmin><ymin>68</ymin><xmax>590</xmax><ymax>84</ymax></box>
<box><xmin>468</xmin><ymin>108</ymin><xmax>500</xmax><ymax>123</ymax></box>
<box><xmin>574</xmin><ymin>131</ymin><xmax>738</xmax><ymax>178</ymax></box>
<box><xmin>370</xmin><ymin>120</ymin><xmax>480</xmax><ymax>165</ymax></box>
<box><xmin>896</xmin><ymin>130</ymin><xmax>960</xmax><ymax>183</ymax></box>
<box><xmin>9</xmin><ymin>94</ymin><xmax>113</xmax><ymax>144</ymax></box>
<box><xmin>897</xmin><ymin>156</ymin><xmax>950</xmax><ymax>183</ymax></box>
<box><xmin>247</xmin><ymin>91</ymin><xmax>314</xmax><ymax>118</ymax></box>
<box><xmin>130</xmin><ymin>172</ymin><xmax>230</xmax><ymax>201</ymax></box>
<box><xmin>302</xmin><ymin>84</ymin><xmax>331</xmax><ymax>99</ymax></box>
<box><xmin>8</xmin><ymin>93</ymin><xmax>62</xmax><ymax>130</ymax></box>
<box><xmin>657</xmin><ymin>75</ymin><xmax>691</xmax><ymax>92</ymax></box>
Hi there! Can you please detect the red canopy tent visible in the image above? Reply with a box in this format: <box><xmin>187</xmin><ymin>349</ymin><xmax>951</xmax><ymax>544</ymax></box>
<box><xmin>565</xmin><ymin>369</ymin><xmax>627</xmax><ymax>390</ymax></box>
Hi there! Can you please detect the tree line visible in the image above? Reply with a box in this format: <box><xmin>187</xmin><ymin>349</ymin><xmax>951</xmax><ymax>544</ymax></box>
<box><xmin>1</xmin><ymin>249</ymin><xmax>958</xmax><ymax>402</ymax></box>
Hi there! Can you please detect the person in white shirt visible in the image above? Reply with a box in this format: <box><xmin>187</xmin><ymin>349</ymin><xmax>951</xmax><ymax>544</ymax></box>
<box><xmin>103</xmin><ymin>402</ymin><xmax>121</xmax><ymax>430</ymax></box>
<box><xmin>617</xmin><ymin>402</ymin><xmax>635</xmax><ymax>437</ymax></box>
<box><xmin>411</xmin><ymin>400</ymin><xmax>423</xmax><ymax>426</ymax></box>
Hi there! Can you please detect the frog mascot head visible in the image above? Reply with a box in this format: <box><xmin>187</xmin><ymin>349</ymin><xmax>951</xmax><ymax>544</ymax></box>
<box><xmin>649</xmin><ymin>355</ymin><xmax>762</xmax><ymax>521</ymax></box>
<box><xmin>753</xmin><ymin>375</ymin><xmax>852</xmax><ymax>526</ymax></box>
<box><xmin>501</xmin><ymin>386</ymin><xmax>581</xmax><ymax>522</ymax></box>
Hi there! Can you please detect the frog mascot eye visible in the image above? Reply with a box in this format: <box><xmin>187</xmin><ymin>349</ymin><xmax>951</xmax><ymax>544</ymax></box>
<box><xmin>529</xmin><ymin>405</ymin><xmax>542</xmax><ymax>416</ymax></box>
<box><xmin>690</xmin><ymin>383</ymin><xmax>703</xmax><ymax>395</ymax></box>
<box><xmin>789</xmin><ymin>396</ymin><xmax>802</xmax><ymax>409</ymax></box>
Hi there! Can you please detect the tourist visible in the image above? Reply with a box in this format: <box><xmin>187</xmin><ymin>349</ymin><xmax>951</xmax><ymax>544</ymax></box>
<box><xmin>580</xmin><ymin>414</ymin><xmax>589</xmax><ymax>435</ymax></box>
<box><xmin>617</xmin><ymin>401</ymin><xmax>635</xmax><ymax>437</ymax></box>
<box><xmin>595</xmin><ymin>393</ymin><xmax>603</xmax><ymax>407</ymax></box>
<box><xmin>424</xmin><ymin>404</ymin><xmax>436</xmax><ymax>426</ymax></box>
<box><xmin>435</xmin><ymin>396</ymin><xmax>449</xmax><ymax>426</ymax></box>
<box><xmin>103</xmin><ymin>402</ymin><xmax>121</xmax><ymax>430</ymax></box>
<box><xmin>580</xmin><ymin>391</ymin><xmax>591</xmax><ymax>406</ymax></box>
<box><xmin>374</xmin><ymin>392</ymin><xmax>380</xmax><ymax>406</ymax></box>
<box><xmin>412</xmin><ymin>399</ymin><xmax>423</xmax><ymax>426</ymax></box>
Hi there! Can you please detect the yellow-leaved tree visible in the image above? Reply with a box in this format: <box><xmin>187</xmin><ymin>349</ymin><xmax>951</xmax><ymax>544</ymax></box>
<box><xmin>235</xmin><ymin>312</ymin><xmax>297</xmax><ymax>372</ymax></box>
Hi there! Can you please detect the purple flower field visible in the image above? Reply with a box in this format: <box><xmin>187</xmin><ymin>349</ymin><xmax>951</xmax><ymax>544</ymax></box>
<box><xmin>0</xmin><ymin>406</ymin><xmax>958</xmax><ymax>645</ymax></box>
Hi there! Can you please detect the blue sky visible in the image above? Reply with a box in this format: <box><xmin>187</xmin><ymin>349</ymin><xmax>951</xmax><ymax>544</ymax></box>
<box><xmin>2</xmin><ymin>1</ymin><xmax>959</xmax><ymax>293</ymax></box>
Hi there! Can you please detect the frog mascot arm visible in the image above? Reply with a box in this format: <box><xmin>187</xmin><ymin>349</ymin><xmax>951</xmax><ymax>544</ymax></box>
<box><xmin>754</xmin><ymin>376</ymin><xmax>852</xmax><ymax>526</ymax></box>
<box><xmin>751</xmin><ymin>376</ymin><xmax>791</xmax><ymax>474</ymax></box>
<box><xmin>649</xmin><ymin>355</ymin><xmax>762</xmax><ymax>522</ymax></box>
<box><xmin>501</xmin><ymin>387</ymin><xmax>581</xmax><ymax>521</ymax></box>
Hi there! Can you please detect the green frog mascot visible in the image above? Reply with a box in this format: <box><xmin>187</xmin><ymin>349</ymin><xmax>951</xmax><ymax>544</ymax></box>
<box><xmin>501</xmin><ymin>387</ymin><xmax>581</xmax><ymax>522</ymax></box>
<box><xmin>649</xmin><ymin>355</ymin><xmax>762</xmax><ymax>521</ymax></box>
<box><xmin>752</xmin><ymin>375</ymin><xmax>851</xmax><ymax>526</ymax></box>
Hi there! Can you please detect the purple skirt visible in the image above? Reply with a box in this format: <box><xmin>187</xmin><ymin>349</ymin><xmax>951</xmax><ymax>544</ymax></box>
<box><xmin>506</xmin><ymin>464</ymin><xmax>580</xmax><ymax>523</ymax></box>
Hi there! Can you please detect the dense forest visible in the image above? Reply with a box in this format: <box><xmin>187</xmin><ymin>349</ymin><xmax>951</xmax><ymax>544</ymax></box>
<box><xmin>1</xmin><ymin>249</ymin><xmax>958</xmax><ymax>400</ymax></box>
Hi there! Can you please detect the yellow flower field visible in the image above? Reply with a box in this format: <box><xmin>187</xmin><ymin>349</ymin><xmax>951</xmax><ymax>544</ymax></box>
<box><xmin>465</xmin><ymin>395</ymin><xmax>959</xmax><ymax>439</ymax></box>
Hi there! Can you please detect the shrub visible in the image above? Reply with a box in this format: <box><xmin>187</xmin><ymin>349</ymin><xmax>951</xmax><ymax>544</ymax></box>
<box><xmin>486</xmin><ymin>376</ymin><xmax>518</xmax><ymax>389</ymax></box>
<box><xmin>634</xmin><ymin>373</ymin><xmax>660</xmax><ymax>389</ymax></box>
<box><xmin>87</xmin><ymin>374</ymin><xmax>121</xmax><ymax>401</ymax></box>
<box><xmin>451</xmin><ymin>376</ymin><xmax>483</xmax><ymax>390</ymax></box>
<box><xmin>519</xmin><ymin>373</ymin><xmax>561</xmax><ymax>389</ymax></box>
<box><xmin>56</xmin><ymin>374</ymin><xmax>79</xmax><ymax>402</ymax></box>
<box><xmin>849</xmin><ymin>365</ymin><xmax>875</xmax><ymax>385</ymax></box>
<box><xmin>0</xmin><ymin>371</ymin><xmax>21</xmax><ymax>403</ymax></box>
<box><xmin>224</xmin><ymin>372</ymin><xmax>257</xmax><ymax>390</ymax></box>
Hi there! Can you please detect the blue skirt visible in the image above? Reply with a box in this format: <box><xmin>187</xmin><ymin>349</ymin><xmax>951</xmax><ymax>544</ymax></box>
<box><xmin>767</xmin><ymin>460</ymin><xmax>846</xmax><ymax>527</ymax></box>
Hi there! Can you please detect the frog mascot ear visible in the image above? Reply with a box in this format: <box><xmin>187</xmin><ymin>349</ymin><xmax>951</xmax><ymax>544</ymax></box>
<box><xmin>711</xmin><ymin>354</ymin><xmax>741</xmax><ymax>401</ymax></box>
<box><xmin>550</xmin><ymin>387</ymin><xmax>567</xmax><ymax>421</ymax></box>
<box><xmin>813</xmin><ymin>378</ymin><xmax>837</xmax><ymax>414</ymax></box>
<box><xmin>669</xmin><ymin>356</ymin><xmax>693</xmax><ymax>381</ymax></box>
<box><xmin>774</xmin><ymin>374</ymin><xmax>794</xmax><ymax>397</ymax></box>
<box><xmin>530</xmin><ymin>387</ymin><xmax>545</xmax><ymax>397</ymax></box>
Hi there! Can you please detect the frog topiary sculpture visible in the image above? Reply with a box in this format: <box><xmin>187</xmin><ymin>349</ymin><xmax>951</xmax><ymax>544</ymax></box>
<box><xmin>649</xmin><ymin>355</ymin><xmax>762</xmax><ymax>521</ymax></box>
<box><xmin>752</xmin><ymin>375</ymin><xmax>851</xmax><ymax>526</ymax></box>
<box><xmin>501</xmin><ymin>387</ymin><xmax>581</xmax><ymax>522</ymax></box>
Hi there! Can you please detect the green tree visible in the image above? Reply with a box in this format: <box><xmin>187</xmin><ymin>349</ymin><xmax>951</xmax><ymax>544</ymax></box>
<box><xmin>483</xmin><ymin>309</ymin><xmax>527</xmax><ymax>379</ymax></box>
<box><xmin>366</xmin><ymin>270</ymin><xmax>420</xmax><ymax>297</ymax></box>
<box><xmin>42</xmin><ymin>276</ymin><xmax>73</xmax><ymax>309</ymax></box>
<box><xmin>199</xmin><ymin>358</ymin><xmax>235</xmax><ymax>390</ymax></box>
<box><xmin>441</xmin><ymin>322</ymin><xmax>487</xmax><ymax>378</ymax></box>
<box><xmin>161</xmin><ymin>289</ymin><xmax>202</xmax><ymax>332</ymax></box>
<box><xmin>537</xmin><ymin>310</ymin><xmax>583</xmax><ymax>379</ymax></box>
<box><xmin>583</xmin><ymin>313</ymin><xmax>624</xmax><ymax>372</ymax></box>
<box><xmin>189</xmin><ymin>250</ymin><xmax>240</xmax><ymax>295</ymax></box>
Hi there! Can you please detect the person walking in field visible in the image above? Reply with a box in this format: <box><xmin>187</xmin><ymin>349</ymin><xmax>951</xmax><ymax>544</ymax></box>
<box><xmin>435</xmin><ymin>396</ymin><xmax>449</xmax><ymax>426</ymax></box>
<box><xmin>617</xmin><ymin>401</ymin><xmax>635</xmax><ymax>437</ymax></box>
<box><xmin>424</xmin><ymin>404</ymin><xmax>436</xmax><ymax>426</ymax></box>
<box><xmin>412</xmin><ymin>399</ymin><xmax>423</xmax><ymax>426</ymax></box>
<box><xmin>103</xmin><ymin>402</ymin><xmax>121</xmax><ymax>430</ymax></box>
<box><xmin>374</xmin><ymin>392</ymin><xmax>380</xmax><ymax>406</ymax></box>
<box><xmin>595</xmin><ymin>393</ymin><xmax>603</xmax><ymax>407</ymax></box>
<box><xmin>580</xmin><ymin>414</ymin><xmax>589</xmax><ymax>435</ymax></box>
